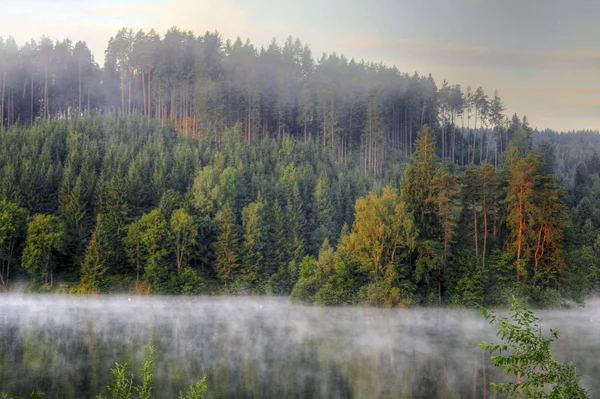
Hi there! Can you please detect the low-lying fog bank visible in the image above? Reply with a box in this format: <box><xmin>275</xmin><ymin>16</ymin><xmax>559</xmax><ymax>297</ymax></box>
<box><xmin>0</xmin><ymin>295</ymin><xmax>598</xmax><ymax>398</ymax></box>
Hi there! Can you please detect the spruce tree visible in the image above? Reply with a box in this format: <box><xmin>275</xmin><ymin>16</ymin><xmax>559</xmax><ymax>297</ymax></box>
<box><xmin>80</xmin><ymin>214</ymin><xmax>109</xmax><ymax>292</ymax></box>
<box><xmin>240</xmin><ymin>196</ymin><xmax>267</xmax><ymax>289</ymax></box>
<box><xmin>401</xmin><ymin>124</ymin><xmax>439</xmax><ymax>239</ymax></box>
<box><xmin>214</xmin><ymin>201</ymin><xmax>240</xmax><ymax>286</ymax></box>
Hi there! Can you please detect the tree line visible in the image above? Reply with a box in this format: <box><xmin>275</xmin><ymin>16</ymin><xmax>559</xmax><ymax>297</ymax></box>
<box><xmin>2</xmin><ymin>27</ymin><xmax>529</xmax><ymax>173</ymax></box>
<box><xmin>0</xmin><ymin>114</ymin><xmax>598</xmax><ymax>306</ymax></box>
<box><xmin>292</xmin><ymin>123</ymin><xmax>596</xmax><ymax>307</ymax></box>
<box><xmin>0</xmin><ymin>116</ymin><xmax>381</xmax><ymax>295</ymax></box>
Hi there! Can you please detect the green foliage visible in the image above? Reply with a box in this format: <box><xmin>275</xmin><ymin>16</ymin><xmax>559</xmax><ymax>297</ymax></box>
<box><xmin>79</xmin><ymin>214</ymin><xmax>110</xmax><ymax>293</ymax></box>
<box><xmin>0</xmin><ymin>91</ymin><xmax>593</xmax><ymax>304</ymax></box>
<box><xmin>178</xmin><ymin>377</ymin><xmax>207</xmax><ymax>399</ymax></box>
<box><xmin>169</xmin><ymin>266</ymin><xmax>205</xmax><ymax>295</ymax></box>
<box><xmin>0</xmin><ymin>201</ymin><xmax>28</xmax><ymax>286</ymax></box>
<box><xmin>479</xmin><ymin>299</ymin><xmax>588</xmax><ymax>398</ymax></box>
<box><xmin>214</xmin><ymin>201</ymin><xmax>240</xmax><ymax>286</ymax></box>
<box><xmin>290</xmin><ymin>256</ymin><xmax>323</xmax><ymax>304</ymax></box>
<box><xmin>125</xmin><ymin>209</ymin><xmax>172</xmax><ymax>292</ymax></box>
<box><xmin>22</xmin><ymin>214</ymin><xmax>64</xmax><ymax>285</ymax></box>
<box><xmin>401</xmin><ymin>125</ymin><xmax>440</xmax><ymax>239</ymax></box>
<box><xmin>240</xmin><ymin>196</ymin><xmax>267</xmax><ymax>289</ymax></box>
<box><xmin>561</xmin><ymin>246</ymin><xmax>596</xmax><ymax>305</ymax></box>
<box><xmin>447</xmin><ymin>249</ymin><xmax>487</xmax><ymax>306</ymax></box>
<box><xmin>95</xmin><ymin>346</ymin><xmax>208</xmax><ymax>399</ymax></box>
<box><xmin>1</xmin><ymin>392</ymin><xmax>44</xmax><ymax>399</ymax></box>
<box><xmin>170</xmin><ymin>208</ymin><xmax>198</xmax><ymax>270</ymax></box>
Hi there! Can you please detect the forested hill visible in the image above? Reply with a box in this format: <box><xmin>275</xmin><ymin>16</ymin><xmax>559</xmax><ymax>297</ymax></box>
<box><xmin>0</xmin><ymin>115</ymin><xmax>598</xmax><ymax>306</ymax></box>
<box><xmin>1</xmin><ymin>28</ymin><xmax>600</xmax><ymax>306</ymax></box>
<box><xmin>2</xmin><ymin>27</ymin><xmax>516</xmax><ymax>172</ymax></box>
<box><xmin>2</xmin><ymin>27</ymin><xmax>598</xmax><ymax>171</ymax></box>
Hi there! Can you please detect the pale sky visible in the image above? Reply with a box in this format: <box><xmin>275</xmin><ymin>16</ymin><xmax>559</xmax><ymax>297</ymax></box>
<box><xmin>2</xmin><ymin>0</ymin><xmax>599</xmax><ymax>132</ymax></box>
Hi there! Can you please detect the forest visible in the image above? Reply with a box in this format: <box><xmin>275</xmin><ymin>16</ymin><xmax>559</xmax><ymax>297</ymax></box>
<box><xmin>1</xmin><ymin>27</ymin><xmax>600</xmax><ymax>306</ymax></box>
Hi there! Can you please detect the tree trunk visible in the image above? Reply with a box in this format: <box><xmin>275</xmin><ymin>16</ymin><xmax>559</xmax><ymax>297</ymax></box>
<box><xmin>120</xmin><ymin>64</ymin><xmax>125</xmax><ymax>115</ymax></box>
<box><xmin>480</xmin><ymin>131</ymin><xmax>485</xmax><ymax>163</ymax></box>
<box><xmin>1</xmin><ymin>71</ymin><xmax>5</xmax><ymax>130</ymax></box>
<box><xmin>128</xmin><ymin>77</ymin><xmax>132</xmax><ymax>115</ymax></box>
<box><xmin>78</xmin><ymin>60</ymin><xmax>82</xmax><ymax>116</ymax></box>
<box><xmin>483</xmin><ymin>192</ymin><xmax>488</xmax><ymax>268</ymax></box>
<box><xmin>474</xmin><ymin>200</ymin><xmax>479</xmax><ymax>255</ymax></box>
<box><xmin>30</xmin><ymin>72</ymin><xmax>34</xmax><ymax>122</ymax></box>
<box><xmin>517</xmin><ymin>186</ymin><xmax>524</xmax><ymax>282</ymax></box>
<box><xmin>142</xmin><ymin>70</ymin><xmax>146</xmax><ymax>116</ymax></box>
<box><xmin>148</xmin><ymin>68</ymin><xmax>151</xmax><ymax>119</ymax></box>
<box><xmin>44</xmin><ymin>66</ymin><xmax>48</xmax><ymax>119</ymax></box>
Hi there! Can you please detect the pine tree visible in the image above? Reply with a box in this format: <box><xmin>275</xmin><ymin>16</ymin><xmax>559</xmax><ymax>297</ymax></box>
<box><xmin>0</xmin><ymin>201</ymin><xmax>28</xmax><ymax>286</ymax></box>
<box><xmin>401</xmin><ymin>124</ymin><xmax>439</xmax><ymax>239</ymax></box>
<box><xmin>478</xmin><ymin>162</ymin><xmax>499</xmax><ymax>268</ymax></box>
<box><xmin>505</xmin><ymin>149</ymin><xmax>543</xmax><ymax>282</ymax></box>
<box><xmin>170</xmin><ymin>208</ymin><xmax>197</xmax><ymax>270</ymax></box>
<box><xmin>124</xmin><ymin>217</ymin><xmax>144</xmax><ymax>287</ymax></box>
<box><xmin>266</xmin><ymin>198</ymin><xmax>287</xmax><ymax>279</ymax></box>
<box><xmin>532</xmin><ymin>174</ymin><xmax>569</xmax><ymax>287</ymax></box>
<box><xmin>240</xmin><ymin>196</ymin><xmax>267</xmax><ymax>288</ymax></box>
<box><xmin>22</xmin><ymin>214</ymin><xmax>64</xmax><ymax>285</ymax></box>
<box><xmin>214</xmin><ymin>201</ymin><xmax>240</xmax><ymax>285</ymax></box>
<box><xmin>286</xmin><ymin>183</ymin><xmax>306</xmax><ymax>264</ymax></box>
<box><xmin>432</xmin><ymin>167</ymin><xmax>459</xmax><ymax>301</ymax></box>
<box><xmin>80</xmin><ymin>214</ymin><xmax>108</xmax><ymax>292</ymax></box>
<box><xmin>311</xmin><ymin>172</ymin><xmax>336</xmax><ymax>251</ymax></box>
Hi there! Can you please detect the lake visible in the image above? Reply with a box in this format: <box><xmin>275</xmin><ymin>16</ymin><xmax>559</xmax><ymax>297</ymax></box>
<box><xmin>0</xmin><ymin>295</ymin><xmax>598</xmax><ymax>398</ymax></box>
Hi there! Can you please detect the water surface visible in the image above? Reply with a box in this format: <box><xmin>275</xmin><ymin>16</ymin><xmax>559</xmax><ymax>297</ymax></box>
<box><xmin>0</xmin><ymin>295</ymin><xmax>598</xmax><ymax>398</ymax></box>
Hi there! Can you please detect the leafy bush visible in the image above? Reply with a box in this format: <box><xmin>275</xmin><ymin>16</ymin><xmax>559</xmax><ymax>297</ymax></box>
<box><xmin>169</xmin><ymin>266</ymin><xmax>205</xmax><ymax>295</ymax></box>
<box><xmin>479</xmin><ymin>298</ymin><xmax>588</xmax><ymax>398</ymax></box>
<box><xmin>96</xmin><ymin>346</ymin><xmax>207</xmax><ymax>399</ymax></box>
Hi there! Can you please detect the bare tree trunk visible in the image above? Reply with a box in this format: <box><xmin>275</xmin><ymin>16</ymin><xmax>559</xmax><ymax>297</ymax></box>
<box><xmin>142</xmin><ymin>71</ymin><xmax>146</xmax><ymax>116</ymax></box>
<box><xmin>128</xmin><ymin>77</ymin><xmax>132</xmax><ymax>115</ymax></box>
<box><xmin>78</xmin><ymin>60</ymin><xmax>82</xmax><ymax>116</ymax></box>
<box><xmin>474</xmin><ymin>108</ymin><xmax>478</xmax><ymax>162</ymax></box>
<box><xmin>120</xmin><ymin>65</ymin><xmax>125</xmax><ymax>115</ymax></box>
<box><xmin>474</xmin><ymin>200</ymin><xmax>479</xmax><ymax>256</ymax></box>
<box><xmin>44</xmin><ymin>66</ymin><xmax>48</xmax><ymax>119</ymax></box>
<box><xmin>494</xmin><ymin>130</ymin><xmax>498</xmax><ymax>169</ymax></box>
<box><xmin>480</xmin><ymin>130</ymin><xmax>484</xmax><ymax>163</ymax></box>
<box><xmin>1</xmin><ymin>71</ymin><xmax>5</xmax><ymax>130</ymax></box>
<box><xmin>483</xmin><ymin>192</ymin><xmax>488</xmax><ymax>268</ymax></box>
<box><xmin>517</xmin><ymin>186</ymin><xmax>524</xmax><ymax>282</ymax></box>
<box><xmin>30</xmin><ymin>72</ymin><xmax>34</xmax><ymax>122</ymax></box>
<box><xmin>148</xmin><ymin>68</ymin><xmax>151</xmax><ymax>119</ymax></box>
<box><xmin>452</xmin><ymin>111</ymin><xmax>457</xmax><ymax>163</ymax></box>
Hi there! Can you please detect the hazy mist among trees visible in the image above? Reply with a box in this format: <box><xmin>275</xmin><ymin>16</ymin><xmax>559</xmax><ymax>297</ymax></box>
<box><xmin>0</xmin><ymin>28</ymin><xmax>599</xmax><ymax>307</ymax></box>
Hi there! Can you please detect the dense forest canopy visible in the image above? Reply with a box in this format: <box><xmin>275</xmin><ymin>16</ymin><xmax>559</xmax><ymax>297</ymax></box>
<box><xmin>1</xmin><ymin>28</ymin><xmax>599</xmax><ymax>306</ymax></box>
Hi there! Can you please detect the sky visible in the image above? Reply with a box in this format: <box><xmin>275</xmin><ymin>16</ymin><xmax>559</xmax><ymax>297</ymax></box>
<box><xmin>2</xmin><ymin>0</ymin><xmax>599</xmax><ymax>132</ymax></box>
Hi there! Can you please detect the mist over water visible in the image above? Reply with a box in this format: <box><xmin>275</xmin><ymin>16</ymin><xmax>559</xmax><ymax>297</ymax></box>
<box><xmin>0</xmin><ymin>295</ymin><xmax>598</xmax><ymax>398</ymax></box>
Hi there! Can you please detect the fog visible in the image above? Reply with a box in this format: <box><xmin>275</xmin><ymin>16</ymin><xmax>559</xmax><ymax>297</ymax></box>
<box><xmin>0</xmin><ymin>295</ymin><xmax>598</xmax><ymax>398</ymax></box>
